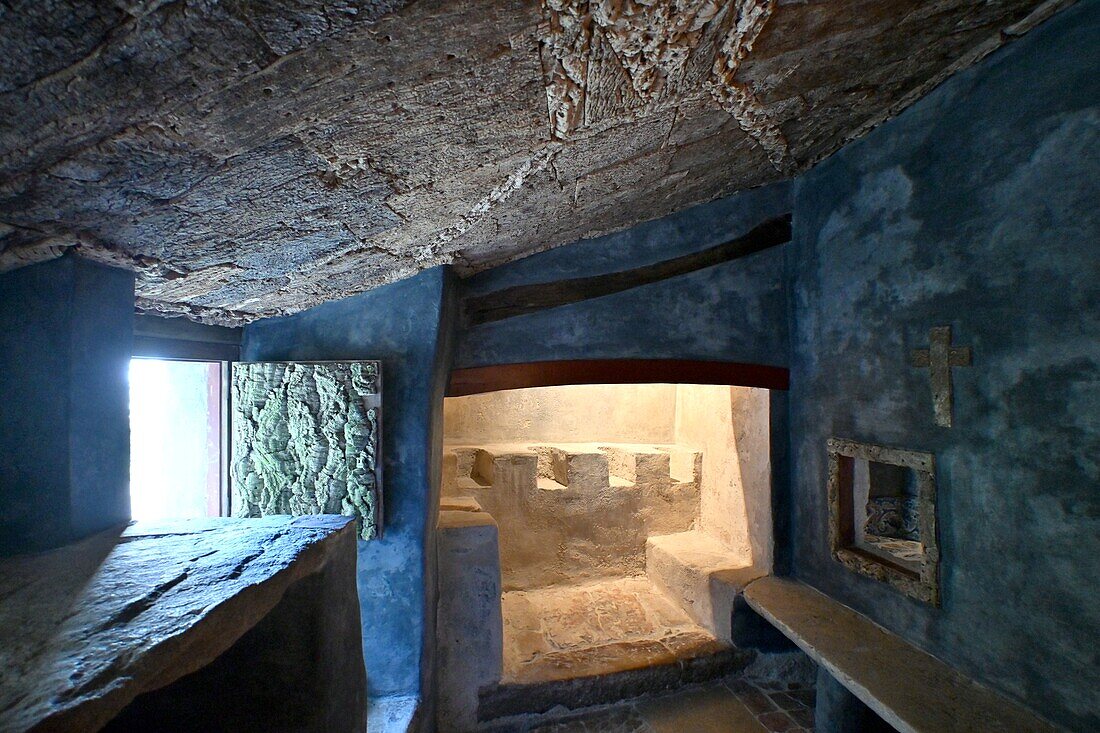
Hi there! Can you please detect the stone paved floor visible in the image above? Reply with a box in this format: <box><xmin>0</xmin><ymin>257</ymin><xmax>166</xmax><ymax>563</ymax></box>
<box><xmin>502</xmin><ymin>577</ymin><xmax>726</xmax><ymax>685</ymax></box>
<box><xmin>520</xmin><ymin>675</ymin><xmax>815</xmax><ymax>733</ymax></box>
<box><xmin>366</xmin><ymin>695</ymin><xmax>418</xmax><ymax>733</ymax></box>
<box><xmin>497</xmin><ymin>577</ymin><xmax>814</xmax><ymax>732</ymax></box>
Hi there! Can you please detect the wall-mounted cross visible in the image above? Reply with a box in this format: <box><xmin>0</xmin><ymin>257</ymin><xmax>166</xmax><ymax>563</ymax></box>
<box><xmin>910</xmin><ymin>326</ymin><xmax>972</xmax><ymax>428</ymax></box>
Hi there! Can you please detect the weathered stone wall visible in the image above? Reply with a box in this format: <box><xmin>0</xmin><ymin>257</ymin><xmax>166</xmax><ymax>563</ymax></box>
<box><xmin>788</xmin><ymin>3</ymin><xmax>1100</xmax><ymax>729</ymax></box>
<box><xmin>453</xmin><ymin>182</ymin><xmax>791</xmax><ymax>369</ymax></box>
<box><xmin>443</xmin><ymin>441</ymin><xmax>701</xmax><ymax>590</ymax></box>
<box><xmin>242</xmin><ymin>267</ymin><xmax>457</xmax><ymax>718</ymax></box>
<box><xmin>442</xmin><ymin>382</ymin><xmax>775</xmax><ymax>590</ymax></box>
<box><xmin>674</xmin><ymin>385</ymin><xmax>772</xmax><ymax>570</ymax></box>
<box><xmin>443</xmin><ymin>384</ymin><xmax>678</xmax><ymax>444</ymax></box>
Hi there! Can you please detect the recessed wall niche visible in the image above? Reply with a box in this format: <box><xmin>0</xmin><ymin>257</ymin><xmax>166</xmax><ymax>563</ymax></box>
<box><xmin>827</xmin><ymin>438</ymin><xmax>940</xmax><ymax>605</ymax></box>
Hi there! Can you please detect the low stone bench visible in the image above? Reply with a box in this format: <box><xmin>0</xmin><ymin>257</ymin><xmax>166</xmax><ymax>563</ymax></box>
<box><xmin>646</xmin><ymin>530</ymin><xmax>764</xmax><ymax>642</ymax></box>
<box><xmin>742</xmin><ymin>577</ymin><xmax>1061</xmax><ymax>733</ymax></box>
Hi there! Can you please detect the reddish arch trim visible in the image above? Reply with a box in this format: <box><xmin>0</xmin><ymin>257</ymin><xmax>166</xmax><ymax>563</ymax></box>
<box><xmin>446</xmin><ymin>359</ymin><xmax>789</xmax><ymax>397</ymax></box>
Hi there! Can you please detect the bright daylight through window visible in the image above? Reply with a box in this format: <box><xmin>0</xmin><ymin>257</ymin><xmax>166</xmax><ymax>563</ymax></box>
<box><xmin>129</xmin><ymin>358</ymin><xmax>224</xmax><ymax>521</ymax></box>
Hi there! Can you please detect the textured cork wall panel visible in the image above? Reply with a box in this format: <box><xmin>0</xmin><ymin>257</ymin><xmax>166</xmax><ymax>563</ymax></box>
<box><xmin>231</xmin><ymin>361</ymin><xmax>383</xmax><ymax>540</ymax></box>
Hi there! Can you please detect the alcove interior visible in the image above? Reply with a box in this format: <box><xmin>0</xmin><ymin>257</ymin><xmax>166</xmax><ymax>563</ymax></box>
<box><xmin>440</xmin><ymin>382</ymin><xmax>773</xmax><ymax>688</ymax></box>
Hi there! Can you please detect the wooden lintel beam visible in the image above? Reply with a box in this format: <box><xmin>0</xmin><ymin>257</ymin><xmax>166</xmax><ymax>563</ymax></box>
<box><xmin>447</xmin><ymin>359</ymin><xmax>790</xmax><ymax>397</ymax></box>
<box><xmin>462</xmin><ymin>213</ymin><xmax>792</xmax><ymax>327</ymax></box>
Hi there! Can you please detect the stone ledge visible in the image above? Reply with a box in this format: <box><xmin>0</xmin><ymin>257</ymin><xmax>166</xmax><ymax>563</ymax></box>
<box><xmin>742</xmin><ymin>577</ymin><xmax>1062</xmax><ymax>733</ymax></box>
<box><xmin>438</xmin><ymin>508</ymin><xmax>497</xmax><ymax>532</ymax></box>
<box><xmin>646</xmin><ymin>530</ymin><xmax>763</xmax><ymax>641</ymax></box>
<box><xmin>0</xmin><ymin>515</ymin><xmax>358</xmax><ymax>733</ymax></box>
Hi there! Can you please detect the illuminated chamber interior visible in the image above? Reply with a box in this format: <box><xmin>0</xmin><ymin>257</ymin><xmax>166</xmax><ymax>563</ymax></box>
<box><xmin>439</xmin><ymin>382</ymin><xmax>773</xmax><ymax>687</ymax></box>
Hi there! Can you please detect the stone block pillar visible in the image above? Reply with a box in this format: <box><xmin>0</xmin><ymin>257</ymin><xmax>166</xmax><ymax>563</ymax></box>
<box><xmin>0</xmin><ymin>256</ymin><xmax>135</xmax><ymax>556</ymax></box>
<box><xmin>436</xmin><ymin>508</ymin><xmax>502</xmax><ymax>732</ymax></box>
<box><xmin>815</xmin><ymin>665</ymin><xmax>874</xmax><ymax>733</ymax></box>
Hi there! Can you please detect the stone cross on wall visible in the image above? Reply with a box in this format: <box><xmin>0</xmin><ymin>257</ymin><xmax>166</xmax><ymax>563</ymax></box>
<box><xmin>911</xmin><ymin>326</ymin><xmax>972</xmax><ymax>428</ymax></box>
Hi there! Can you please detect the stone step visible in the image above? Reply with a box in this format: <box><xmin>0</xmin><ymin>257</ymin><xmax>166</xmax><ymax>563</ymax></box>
<box><xmin>646</xmin><ymin>531</ymin><xmax>765</xmax><ymax>642</ymax></box>
<box><xmin>478</xmin><ymin>632</ymin><xmax>750</xmax><ymax>724</ymax></box>
<box><xmin>440</xmin><ymin>495</ymin><xmax>483</xmax><ymax>513</ymax></box>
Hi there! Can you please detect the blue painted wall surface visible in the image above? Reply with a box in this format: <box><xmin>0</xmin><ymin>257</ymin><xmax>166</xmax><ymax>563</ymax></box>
<box><xmin>0</xmin><ymin>256</ymin><xmax>134</xmax><ymax>556</ymax></box>
<box><xmin>242</xmin><ymin>267</ymin><xmax>456</xmax><ymax>706</ymax></box>
<box><xmin>455</xmin><ymin>182</ymin><xmax>792</xmax><ymax>369</ymax></box>
<box><xmin>788</xmin><ymin>3</ymin><xmax>1099</xmax><ymax>729</ymax></box>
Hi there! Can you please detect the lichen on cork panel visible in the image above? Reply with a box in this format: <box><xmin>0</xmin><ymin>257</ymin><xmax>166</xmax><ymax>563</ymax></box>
<box><xmin>231</xmin><ymin>361</ymin><xmax>383</xmax><ymax>540</ymax></box>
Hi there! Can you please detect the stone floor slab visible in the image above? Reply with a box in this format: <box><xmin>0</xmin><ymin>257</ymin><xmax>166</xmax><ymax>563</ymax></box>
<box><xmin>502</xmin><ymin>577</ymin><xmax>717</xmax><ymax>684</ymax></box>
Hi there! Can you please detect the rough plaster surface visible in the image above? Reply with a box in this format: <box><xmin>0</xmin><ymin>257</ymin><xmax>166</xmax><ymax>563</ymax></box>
<box><xmin>0</xmin><ymin>1</ymin><xmax>1067</xmax><ymax>324</ymax></box>
<box><xmin>444</xmin><ymin>384</ymin><xmax>677</xmax><ymax>444</ymax></box>
<box><xmin>231</xmin><ymin>360</ymin><xmax>383</xmax><ymax>540</ymax></box>
<box><xmin>788</xmin><ymin>2</ymin><xmax>1100</xmax><ymax>728</ymax></box>
<box><xmin>675</xmin><ymin>385</ymin><xmax>772</xmax><ymax>568</ymax></box>
<box><xmin>0</xmin><ymin>515</ymin><xmax>363</xmax><ymax>733</ymax></box>
<box><xmin>441</xmin><ymin>383</ymin><xmax>773</xmax><ymax>592</ymax></box>
<box><xmin>0</xmin><ymin>256</ymin><xmax>134</xmax><ymax>556</ymax></box>
<box><xmin>242</xmin><ymin>267</ymin><xmax>455</xmax><ymax>702</ymax></box>
<box><xmin>454</xmin><ymin>183</ymin><xmax>792</xmax><ymax>370</ymax></box>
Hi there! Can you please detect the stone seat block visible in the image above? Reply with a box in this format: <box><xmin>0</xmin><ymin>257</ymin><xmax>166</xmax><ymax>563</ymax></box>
<box><xmin>440</xmin><ymin>495</ymin><xmax>483</xmax><ymax>513</ymax></box>
<box><xmin>483</xmin><ymin>449</ymin><xmax>539</xmax><ymax>497</ymax></box>
<box><xmin>445</xmin><ymin>444</ymin><xmax>538</xmax><ymax>490</ymax></box>
<box><xmin>743</xmin><ymin>577</ymin><xmax>1061</xmax><ymax>733</ymax></box>
<box><xmin>447</xmin><ymin>447</ymin><xmax>478</xmax><ymax>481</ymax></box>
<box><xmin>669</xmin><ymin>447</ymin><xmax>703</xmax><ymax>484</ymax></box>
<box><xmin>646</xmin><ymin>531</ymin><xmax>763</xmax><ymax>642</ymax></box>
<box><xmin>548</xmin><ymin>444</ymin><xmax>610</xmax><ymax>492</ymax></box>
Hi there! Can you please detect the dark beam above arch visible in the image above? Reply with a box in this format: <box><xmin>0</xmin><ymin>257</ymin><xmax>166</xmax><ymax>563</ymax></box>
<box><xmin>446</xmin><ymin>359</ymin><xmax>789</xmax><ymax>397</ymax></box>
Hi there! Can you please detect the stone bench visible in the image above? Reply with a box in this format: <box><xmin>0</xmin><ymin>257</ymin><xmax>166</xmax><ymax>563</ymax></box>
<box><xmin>645</xmin><ymin>530</ymin><xmax>764</xmax><ymax>642</ymax></box>
<box><xmin>742</xmin><ymin>577</ymin><xmax>1061</xmax><ymax>733</ymax></box>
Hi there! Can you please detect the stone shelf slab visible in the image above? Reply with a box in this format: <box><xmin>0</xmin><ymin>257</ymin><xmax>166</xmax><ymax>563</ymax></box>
<box><xmin>0</xmin><ymin>515</ymin><xmax>357</xmax><ymax>733</ymax></box>
<box><xmin>742</xmin><ymin>576</ymin><xmax>1061</xmax><ymax>733</ymax></box>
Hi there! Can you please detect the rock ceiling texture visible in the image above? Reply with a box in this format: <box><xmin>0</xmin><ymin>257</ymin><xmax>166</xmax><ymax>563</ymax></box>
<box><xmin>0</xmin><ymin>0</ymin><xmax>1069</xmax><ymax>324</ymax></box>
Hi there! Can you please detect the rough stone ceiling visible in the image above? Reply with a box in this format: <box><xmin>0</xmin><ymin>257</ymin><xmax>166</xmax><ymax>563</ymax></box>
<box><xmin>0</xmin><ymin>0</ymin><xmax>1069</xmax><ymax>325</ymax></box>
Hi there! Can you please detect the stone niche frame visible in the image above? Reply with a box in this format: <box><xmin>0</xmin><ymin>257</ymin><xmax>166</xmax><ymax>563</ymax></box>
<box><xmin>231</xmin><ymin>360</ymin><xmax>383</xmax><ymax>540</ymax></box>
<box><xmin>827</xmin><ymin>438</ymin><xmax>940</xmax><ymax>606</ymax></box>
